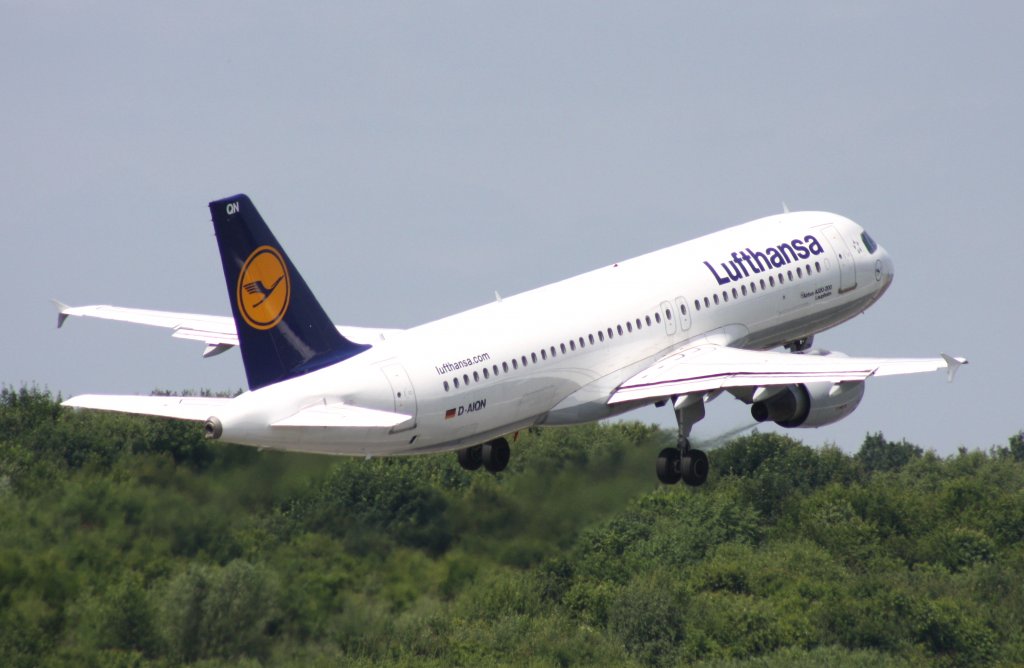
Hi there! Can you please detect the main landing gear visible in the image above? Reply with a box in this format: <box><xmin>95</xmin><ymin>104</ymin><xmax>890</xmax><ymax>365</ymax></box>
<box><xmin>656</xmin><ymin>395</ymin><xmax>709</xmax><ymax>486</ymax></box>
<box><xmin>457</xmin><ymin>437</ymin><xmax>510</xmax><ymax>473</ymax></box>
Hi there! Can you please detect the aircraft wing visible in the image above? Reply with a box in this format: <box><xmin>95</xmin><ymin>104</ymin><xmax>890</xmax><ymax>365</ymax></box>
<box><xmin>62</xmin><ymin>394</ymin><xmax>232</xmax><ymax>421</ymax></box>
<box><xmin>608</xmin><ymin>344</ymin><xmax>966</xmax><ymax>405</ymax></box>
<box><xmin>54</xmin><ymin>302</ymin><xmax>402</xmax><ymax>357</ymax></box>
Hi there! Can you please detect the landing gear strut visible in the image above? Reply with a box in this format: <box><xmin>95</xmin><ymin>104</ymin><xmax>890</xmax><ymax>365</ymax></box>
<box><xmin>457</xmin><ymin>437</ymin><xmax>510</xmax><ymax>473</ymax></box>
<box><xmin>656</xmin><ymin>395</ymin><xmax>709</xmax><ymax>486</ymax></box>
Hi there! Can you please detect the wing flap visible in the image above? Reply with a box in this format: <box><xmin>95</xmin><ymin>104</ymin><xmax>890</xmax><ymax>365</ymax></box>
<box><xmin>609</xmin><ymin>345</ymin><xmax>966</xmax><ymax>405</ymax></box>
<box><xmin>62</xmin><ymin>394</ymin><xmax>232</xmax><ymax>421</ymax></box>
<box><xmin>272</xmin><ymin>403</ymin><xmax>412</xmax><ymax>429</ymax></box>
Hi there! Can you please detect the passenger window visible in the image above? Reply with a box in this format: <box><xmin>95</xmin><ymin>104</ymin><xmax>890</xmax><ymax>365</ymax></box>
<box><xmin>570</xmin><ymin>340</ymin><xmax>576</xmax><ymax>351</ymax></box>
<box><xmin>645</xmin><ymin>315</ymin><xmax>652</xmax><ymax>326</ymax></box>
<box><xmin>444</xmin><ymin>380</ymin><xmax>450</xmax><ymax>392</ymax></box>
<box><xmin>463</xmin><ymin>374</ymin><xmax>470</xmax><ymax>385</ymax></box>
<box><xmin>541</xmin><ymin>349</ymin><xmax>547</xmax><ymax>361</ymax></box>
<box><xmin>483</xmin><ymin>368</ymin><xmax>489</xmax><ymax>379</ymax></box>
<box><xmin>453</xmin><ymin>377</ymin><xmax>460</xmax><ymax>389</ymax></box>
<box><xmin>512</xmin><ymin>359</ymin><xmax>518</xmax><ymax>370</ymax></box>
<box><xmin>531</xmin><ymin>352</ymin><xmax>537</xmax><ymax>363</ymax></box>
<box><xmin>473</xmin><ymin>371</ymin><xmax>480</xmax><ymax>382</ymax></box>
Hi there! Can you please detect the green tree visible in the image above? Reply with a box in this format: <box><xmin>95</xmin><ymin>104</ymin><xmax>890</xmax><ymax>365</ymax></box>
<box><xmin>283</xmin><ymin>460</ymin><xmax>452</xmax><ymax>555</ymax></box>
<box><xmin>160</xmin><ymin>560</ymin><xmax>279</xmax><ymax>663</ymax></box>
<box><xmin>609</xmin><ymin>573</ymin><xmax>686</xmax><ymax>666</ymax></box>
<box><xmin>856</xmin><ymin>432</ymin><xmax>924</xmax><ymax>474</ymax></box>
<box><xmin>96</xmin><ymin>572</ymin><xmax>160</xmax><ymax>657</ymax></box>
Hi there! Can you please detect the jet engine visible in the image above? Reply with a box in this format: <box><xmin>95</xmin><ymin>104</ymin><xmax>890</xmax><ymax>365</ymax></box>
<box><xmin>750</xmin><ymin>380</ymin><xmax>865</xmax><ymax>428</ymax></box>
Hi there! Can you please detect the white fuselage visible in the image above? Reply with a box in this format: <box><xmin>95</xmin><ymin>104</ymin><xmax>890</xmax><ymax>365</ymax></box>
<box><xmin>214</xmin><ymin>211</ymin><xmax>894</xmax><ymax>456</ymax></box>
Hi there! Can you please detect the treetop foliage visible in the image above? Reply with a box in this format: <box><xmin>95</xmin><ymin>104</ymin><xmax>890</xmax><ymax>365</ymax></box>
<box><xmin>1</xmin><ymin>386</ymin><xmax>1023</xmax><ymax>667</ymax></box>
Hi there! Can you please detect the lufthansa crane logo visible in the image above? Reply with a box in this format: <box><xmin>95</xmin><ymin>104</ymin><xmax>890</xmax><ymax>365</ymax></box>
<box><xmin>237</xmin><ymin>246</ymin><xmax>291</xmax><ymax>330</ymax></box>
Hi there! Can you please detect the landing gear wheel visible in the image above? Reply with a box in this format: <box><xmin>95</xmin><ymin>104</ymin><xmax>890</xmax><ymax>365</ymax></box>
<box><xmin>680</xmin><ymin>449</ymin><xmax>709</xmax><ymax>487</ymax></box>
<box><xmin>457</xmin><ymin>445</ymin><xmax>483</xmax><ymax>471</ymax></box>
<box><xmin>656</xmin><ymin>447</ymin><xmax>682</xmax><ymax>485</ymax></box>
<box><xmin>482</xmin><ymin>438</ymin><xmax>510</xmax><ymax>473</ymax></box>
<box><xmin>785</xmin><ymin>335</ymin><xmax>814</xmax><ymax>352</ymax></box>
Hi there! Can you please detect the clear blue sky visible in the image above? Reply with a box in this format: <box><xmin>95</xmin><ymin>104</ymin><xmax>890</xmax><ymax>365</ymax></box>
<box><xmin>4</xmin><ymin>2</ymin><xmax>1019</xmax><ymax>455</ymax></box>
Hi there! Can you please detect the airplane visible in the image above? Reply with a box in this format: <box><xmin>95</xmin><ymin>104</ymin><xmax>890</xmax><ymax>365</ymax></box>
<box><xmin>57</xmin><ymin>194</ymin><xmax>966</xmax><ymax>486</ymax></box>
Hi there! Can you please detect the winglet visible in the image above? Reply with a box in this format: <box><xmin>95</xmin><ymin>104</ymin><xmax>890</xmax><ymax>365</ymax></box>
<box><xmin>941</xmin><ymin>354</ymin><xmax>967</xmax><ymax>383</ymax></box>
<box><xmin>52</xmin><ymin>300</ymin><xmax>71</xmax><ymax>328</ymax></box>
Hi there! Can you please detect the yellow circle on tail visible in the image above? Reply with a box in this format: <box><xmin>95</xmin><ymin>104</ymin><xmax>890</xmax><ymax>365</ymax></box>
<box><xmin>236</xmin><ymin>246</ymin><xmax>291</xmax><ymax>330</ymax></box>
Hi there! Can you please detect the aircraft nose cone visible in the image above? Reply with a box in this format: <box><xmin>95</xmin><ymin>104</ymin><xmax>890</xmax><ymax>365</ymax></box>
<box><xmin>874</xmin><ymin>251</ymin><xmax>894</xmax><ymax>293</ymax></box>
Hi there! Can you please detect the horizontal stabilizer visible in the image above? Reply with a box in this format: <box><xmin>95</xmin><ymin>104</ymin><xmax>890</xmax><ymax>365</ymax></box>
<box><xmin>62</xmin><ymin>394</ymin><xmax>232</xmax><ymax>421</ymax></box>
<box><xmin>272</xmin><ymin>403</ymin><xmax>412</xmax><ymax>429</ymax></box>
<box><xmin>53</xmin><ymin>301</ymin><xmax>402</xmax><ymax>356</ymax></box>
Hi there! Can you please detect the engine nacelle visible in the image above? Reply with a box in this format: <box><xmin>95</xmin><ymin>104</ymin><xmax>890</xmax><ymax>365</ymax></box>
<box><xmin>750</xmin><ymin>380</ymin><xmax>865</xmax><ymax>428</ymax></box>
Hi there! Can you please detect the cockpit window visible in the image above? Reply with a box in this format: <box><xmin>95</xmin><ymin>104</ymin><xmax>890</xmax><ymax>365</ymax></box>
<box><xmin>861</xmin><ymin>231</ymin><xmax>878</xmax><ymax>254</ymax></box>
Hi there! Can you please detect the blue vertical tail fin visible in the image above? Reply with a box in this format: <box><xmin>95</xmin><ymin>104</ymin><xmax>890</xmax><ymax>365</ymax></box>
<box><xmin>209</xmin><ymin>194</ymin><xmax>370</xmax><ymax>390</ymax></box>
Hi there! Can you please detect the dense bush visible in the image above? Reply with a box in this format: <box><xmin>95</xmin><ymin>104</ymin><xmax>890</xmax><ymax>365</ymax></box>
<box><xmin>1</xmin><ymin>386</ymin><xmax>1022</xmax><ymax>666</ymax></box>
